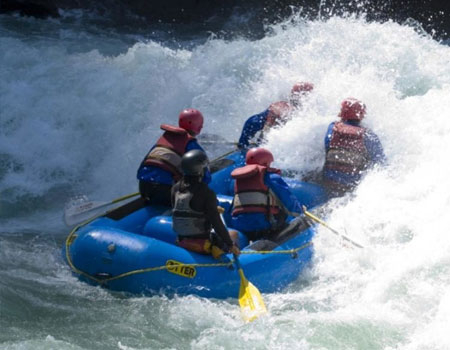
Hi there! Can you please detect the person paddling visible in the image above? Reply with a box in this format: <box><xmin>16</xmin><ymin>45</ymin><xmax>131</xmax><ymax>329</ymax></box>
<box><xmin>137</xmin><ymin>109</ymin><xmax>211</xmax><ymax>206</ymax></box>
<box><xmin>322</xmin><ymin>98</ymin><xmax>386</xmax><ymax>197</ymax></box>
<box><xmin>230</xmin><ymin>148</ymin><xmax>303</xmax><ymax>241</ymax></box>
<box><xmin>237</xmin><ymin>82</ymin><xmax>314</xmax><ymax>149</ymax></box>
<box><xmin>172</xmin><ymin>150</ymin><xmax>240</xmax><ymax>258</ymax></box>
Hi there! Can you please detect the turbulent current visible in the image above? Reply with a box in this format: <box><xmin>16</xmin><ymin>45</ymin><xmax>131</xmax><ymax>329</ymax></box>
<box><xmin>1</xmin><ymin>10</ymin><xmax>450</xmax><ymax>350</ymax></box>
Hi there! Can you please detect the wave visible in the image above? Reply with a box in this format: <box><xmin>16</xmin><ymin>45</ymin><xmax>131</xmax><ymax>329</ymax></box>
<box><xmin>0</xmin><ymin>14</ymin><xmax>449</xmax><ymax>219</ymax></box>
<box><xmin>2</xmin><ymin>12</ymin><xmax>450</xmax><ymax>350</ymax></box>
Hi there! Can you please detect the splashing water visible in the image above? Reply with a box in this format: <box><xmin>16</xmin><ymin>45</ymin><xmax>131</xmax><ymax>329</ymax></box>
<box><xmin>1</xmin><ymin>11</ymin><xmax>450</xmax><ymax>350</ymax></box>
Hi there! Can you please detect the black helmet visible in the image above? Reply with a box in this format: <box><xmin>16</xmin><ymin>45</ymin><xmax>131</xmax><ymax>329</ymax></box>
<box><xmin>181</xmin><ymin>150</ymin><xmax>209</xmax><ymax>176</ymax></box>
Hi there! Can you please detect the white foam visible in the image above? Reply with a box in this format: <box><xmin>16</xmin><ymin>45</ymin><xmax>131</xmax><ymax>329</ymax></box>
<box><xmin>2</xmin><ymin>14</ymin><xmax>450</xmax><ymax>349</ymax></box>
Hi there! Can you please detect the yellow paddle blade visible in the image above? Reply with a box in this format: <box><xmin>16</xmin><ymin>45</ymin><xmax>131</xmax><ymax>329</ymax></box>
<box><xmin>238</xmin><ymin>269</ymin><xmax>267</xmax><ymax>322</ymax></box>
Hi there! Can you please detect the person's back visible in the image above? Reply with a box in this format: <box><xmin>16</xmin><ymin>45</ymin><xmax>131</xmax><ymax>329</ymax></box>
<box><xmin>230</xmin><ymin>148</ymin><xmax>303</xmax><ymax>241</ymax></box>
<box><xmin>323</xmin><ymin>98</ymin><xmax>385</xmax><ymax>196</ymax></box>
<box><xmin>172</xmin><ymin>150</ymin><xmax>240</xmax><ymax>257</ymax></box>
<box><xmin>237</xmin><ymin>82</ymin><xmax>314</xmax><ymax>149</ymax></box>
<box><xmin>137</xmin><ymin>108</ymin><xmax>210</xmax><ymax>206</ymax></box>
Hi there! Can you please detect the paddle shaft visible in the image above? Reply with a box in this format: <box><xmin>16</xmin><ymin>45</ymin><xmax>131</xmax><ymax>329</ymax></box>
<box><xmin>110</xmin><ymin>192</ymin><xmax>140</xmax><ymax>204</ymax></box>
<box><xmin>234</xmin><ymin>257</ymin><xmax>247</xmax><ymax>287</ymax></box>
<box><xmin>302</xmin><ymin>206</ymin><xmax>364</xmax><ymax>249</ymax></box>
<box><xmin>234</xmin><ymin>253</ymin><xmax>243</xmax><ymax>270</ymax></box>
<box><xmin>211</xmin><ymin>148</ymin><xmax>239</xmax><ymax>162</ymax></box>
<box><xmin>200</xmin><ymin>141</ymin><xmax>238</xmax><ymax>146</ymax></box>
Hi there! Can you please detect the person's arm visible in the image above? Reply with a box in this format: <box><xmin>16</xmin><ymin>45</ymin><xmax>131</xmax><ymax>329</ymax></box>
<box><xmin>364</xmin><ymin>129</ymin><xmax>386</xmax><ymax>165</ymax></box>
<box><xmin>324</xmin><ymin>122</ymin><xmax>335</xmax><ymax>151</ymax></box>
<box><xmin>203</xmin><ymin>188</ymin><xmax>234</xmax><ymax>249</ymax></box>
<box><xmin>267</xmin><ymin>173</ymin><xmax>303</xmax><ymax>215</ymax></box>
<box><xmin>237</xmin><ymin>110</ymin><xmax>269</xmax><ymax>148</ymax></box>
<box><xmin>186</xmin><ymin>140</ymin><xmax>212</xmax><ymax>184</ymax></box>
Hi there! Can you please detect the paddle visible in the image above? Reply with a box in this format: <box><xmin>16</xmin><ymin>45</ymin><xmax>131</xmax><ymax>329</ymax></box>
<box><xmin>234</xmin><ymin>254</ymin><xmax>267</xmax><ymax>322</ymax></box>
<box><xmin>64</xmin><ymin>192</ymin><xmax>140</xmax><ymax>226</ymax></box>
<box><xmin>217</xmin><ymin>209</ymin><xmax>266</xmax><ymax>322</ymax></box>
<box><xmin>199</xmin><ymin>140</ymin><xmax>238</xmax><ymax>146</ymax></box>
<box><xmin>302</xmin><ymin>206</ymin><xmax>364</xmax><ymax>249</ymax></box>
<box><xmin>197</xmin><ymin>132</ymin><xmax>238</xmax><ymax>146</ymax></box>
<box><xmin>210</xmin><ymin>148</ymin><xmax>238</xmax><ymax>161</ymax></box>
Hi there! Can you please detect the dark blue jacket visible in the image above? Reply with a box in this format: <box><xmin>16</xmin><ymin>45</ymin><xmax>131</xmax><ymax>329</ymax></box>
<box><xmin>237</xmin><ymin>109</ymin><xmax>269</xmax><ymax>148</ymax></box>
<box><xmin>231</xmin><ymin>172</ymin><xmax>302</xmax><ymax>233</ymax></box>
<box><xmin>324</xmin><ymin>120</ymin><xmax>385</xmax><ymax>185</ymax></box>
<box><xmin>137</xmin><ymin>140</ymin><xmax>211</xmax><ymax>185</ymax></box>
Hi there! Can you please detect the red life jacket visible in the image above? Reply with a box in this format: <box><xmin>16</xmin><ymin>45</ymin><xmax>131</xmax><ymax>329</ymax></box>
<box><xmin>324</xmin><ymin>122</ymin><xmax>370</xmax><ymax>176</ymax></box>
<box><xmin>143</xmin><ymin>124</ymin><xmax>195</xmax><ymax>180</ymax></box>
<box><xmin>231</xmin><ymin>164</ymin><xmax>282</xmax><ymax>216</ymax></box>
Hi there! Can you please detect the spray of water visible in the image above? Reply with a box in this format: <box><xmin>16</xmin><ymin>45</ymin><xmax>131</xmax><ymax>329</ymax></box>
<box><xmin>1</xmin><ymin>12</ymin><xmax>450</xmax><ymax>350</ymax></box>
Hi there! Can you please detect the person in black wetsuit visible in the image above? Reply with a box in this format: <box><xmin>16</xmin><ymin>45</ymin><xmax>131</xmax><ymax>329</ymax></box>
<box><xmin>171</xmin><ymin>150</ymin><xmax>240</xmax><ymax>258</ymax></box>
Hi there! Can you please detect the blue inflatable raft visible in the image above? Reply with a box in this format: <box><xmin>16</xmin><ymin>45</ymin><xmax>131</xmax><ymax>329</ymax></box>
<box><xmin>63</xmin><ymin>150</ymin><xmax>328</xmax><ymax>298</ymax></box>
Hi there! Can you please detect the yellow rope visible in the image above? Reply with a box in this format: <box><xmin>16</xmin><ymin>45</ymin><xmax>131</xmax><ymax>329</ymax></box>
<box><xmin>242</xmin><ymin>242</ymin><xmax>313</xmax><ymax>255</ymax></box>
<box><xmin>105</xmin><ymin>261</ymin><xmax>233</xmax><ymax>283</ymax></box>
<box><xmin>65</xmin><ymin>218</ymin><xmax>314</xmax><ymax>285</ymax></box>
<box><xmin>65</xmin><ymin>212</ymin><xmax>107</xmax><ymax>283</ymax></box>
<box><xmin>92</xmin><ymin>242</ymin><xmax>314</xmax><ymax>284</ymax></box>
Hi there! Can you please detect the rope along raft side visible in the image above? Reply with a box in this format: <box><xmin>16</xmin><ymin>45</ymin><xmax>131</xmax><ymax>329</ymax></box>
<box><xmin>64</xmin><ymin>216</ymin><xmax>314</xmax><ymax>292</ymax></box>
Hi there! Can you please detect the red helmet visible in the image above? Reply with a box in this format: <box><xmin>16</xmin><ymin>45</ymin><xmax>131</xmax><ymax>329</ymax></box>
<box><xmin>339</xmin><ymin>98</ymin><xmax>366</xmax><ymax>121</ymax></box>
<box><xmin>266</xmin><ymin>101</ymin><xmax>291</xmax><ymax>127</ymax></box>
<box><xmin>290</xmin><ymin>82</ymin><xmax>314</xmax><ymax>106</ymax></box>
<box><xmin>245</xmin><ymin>148</ymin><xmax>274</xmax><ymax>167</ymax></box>
<box><xmin>291</xmin><ymin>82</ymin><xmax>314</xmax><ymax>95</ymax></box>
<box><xmin>178</xmin><ymin>108</ymin><xmax>204</xmax><ymax>135</ymax></box>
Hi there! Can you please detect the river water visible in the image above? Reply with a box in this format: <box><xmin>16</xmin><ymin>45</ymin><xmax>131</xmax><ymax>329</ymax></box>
<box><xmin>1</xmin><ymin>10</ymin><xmax>450</xmax><ymax>350</ymax></box>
